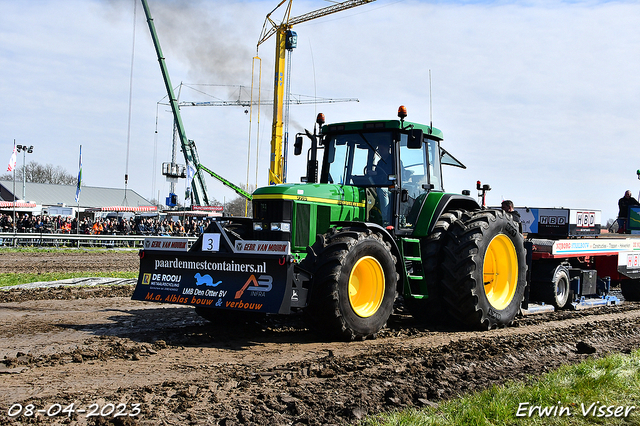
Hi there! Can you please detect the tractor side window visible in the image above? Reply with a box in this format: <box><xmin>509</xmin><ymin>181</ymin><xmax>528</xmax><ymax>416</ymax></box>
<box><xmin>350</xmin><ymin>143</ymin><xmax>370</xmax><ymax>185</ymax></box>
<box><xmin>327</xmin><ymin>142</ymin><xmax>348</xmax><ymax>184</ymax></box>
<box><xmin>399</xmin><ymin>136</ymin><xmax>428</xmax><ymax>197</ymax></box>
<box><xmin>427</xmin><ymin>139</ymin><xmax>443</xmax><ymax>191</ymax></box>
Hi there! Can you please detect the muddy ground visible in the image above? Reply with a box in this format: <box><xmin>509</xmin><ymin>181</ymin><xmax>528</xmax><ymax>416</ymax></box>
<box><xmin>1</xmin><ymin>250</ymin><xmax>640</xmax><ymax>425</ymax></box>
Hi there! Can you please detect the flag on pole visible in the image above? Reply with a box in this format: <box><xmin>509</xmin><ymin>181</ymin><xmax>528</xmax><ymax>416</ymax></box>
<box><xmin>75</xmin><ymin>145</ymin><xmax>82</xmax><ymax>203</ymax></box>
<box><xmin>186</xmin><ymin>164</ymin><xmax>196</xmax><ymax>191</ymax></box>
<box><xmin>7</xmin><ymin>144</ymin><xmax>16</xmax><ymax>172</ymax></box>
<box><xmin>185</xmin><ymin>164</ymin><xmax>196</xmax><ymax>201</ymax></box>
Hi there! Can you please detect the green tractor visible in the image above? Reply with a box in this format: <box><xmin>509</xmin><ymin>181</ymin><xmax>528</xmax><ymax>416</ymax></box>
<box><xmin>132</xmin><ymin>106</ymin><xmax>527</xmax><ymax>340</ymax></box>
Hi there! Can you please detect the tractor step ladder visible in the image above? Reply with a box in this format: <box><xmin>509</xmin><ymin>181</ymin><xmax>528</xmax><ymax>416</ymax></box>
<box><xmin>401</xmin><ymin>238</ymin><xmax>427</xmax><ymax>297</ymax></box>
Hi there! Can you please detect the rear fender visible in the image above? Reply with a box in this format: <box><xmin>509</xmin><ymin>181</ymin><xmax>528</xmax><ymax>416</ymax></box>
<box><xmin>413</xmin><ymin>193</ymin><xmax>480</xmax><ymax>237</ymax></box>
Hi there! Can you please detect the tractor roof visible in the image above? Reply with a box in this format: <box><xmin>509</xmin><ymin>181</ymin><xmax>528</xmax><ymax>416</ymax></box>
<box><xmin>322</xmin><ymin>120</ymin><xmax>443</xmax><ymax>141</ymax></box>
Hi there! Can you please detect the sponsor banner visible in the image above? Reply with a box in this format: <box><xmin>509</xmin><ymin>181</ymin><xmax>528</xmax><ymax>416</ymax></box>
<box><xmin>234</xmin><ymin>240</ymin><xmax>291</xmax><ymax>255</ymax></box>
<box><xmin>515</xmin><ymin>208</ymin><xmax>568</xmax><ymax>236</ymax></box>
<box><xmin>536</xmin><ymin>209</ymin><xmax>568</xmax><ymax>236</ymax></box>
<box><xmin>568</xmin><ymin>209</ymin><xmax>601</xmax><ymax>236</ymax></box>
<box><xmin>618</xmin><ymin>251</ymin><xmax>640</xmax><ymax>279</ymax></box>
<box><xmin>626</xmin><ymin>253</ymin><xmax>640</xmax><ymax>269</ymax></box>
<box><xmin>193</xmin><ymin>205</ymin><xmax>224</xmax><ymax>212</ymax></box>
<box><xmin>132</xmin><ymin>252</ymin><xmax>289</xmax><ymax>313</ymax></box>
<box><xmin>144</xmin><ymin>238</ymin><xmax>189</xmax><ymax>251</ymax></box>
<box><xmin>553</xmin><ymin>238</ymin><xmax>640</xmax><ymax>256</ymax></box>
<box><xmin>515</xmin><ymin>208</ymin><xmax>601</xmax><ymax>237</ymax></box>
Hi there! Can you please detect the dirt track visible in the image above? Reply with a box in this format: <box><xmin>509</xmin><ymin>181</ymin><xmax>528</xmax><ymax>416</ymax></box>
<box><xmin>1</xmin><ymin>251</ymin><xmax>640</xmax><ymax>425</ymax></box>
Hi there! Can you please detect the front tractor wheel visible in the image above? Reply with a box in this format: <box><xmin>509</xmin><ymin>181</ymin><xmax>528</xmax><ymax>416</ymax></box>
<box><xmin>441</xmin><ymin>210</ymin><xmax>527</xmax><ymax>329</ymax></box>
<box><xmin>304</xmin><ymin>228</ymin><xmax>398</xmax><ymax>340</ymax></box>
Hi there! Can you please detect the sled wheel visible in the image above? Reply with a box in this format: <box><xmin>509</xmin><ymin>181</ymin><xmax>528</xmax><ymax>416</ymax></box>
<box><xmin>531</xmin><ymin>263</ymin><xmax>572</xmax><ymax>309</ymax></box>
<box><xmin>404</xmin><ymin>210</ymin><xmax>462</xmax><ymax>323</ymax></box>
<box><xmin>305</xmin><ymin>228</ymin><xmax>397</xmax><ymax>340</ymax></box>
<box><xmin>548</xmin><ymin>265</ymin><xmax>571</xmax><ymax>309</ymax></box>
<box><xmin>441</xmin><ymin>209</ymin><xmax>527</xmax><ymax>329</ymax></box>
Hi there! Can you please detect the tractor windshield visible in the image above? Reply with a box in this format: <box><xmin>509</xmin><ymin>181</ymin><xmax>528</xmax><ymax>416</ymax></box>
<box><xmin>322</xmin><ymin>132</ymin><xmax>394</xmax><ymax>186</ymax></box>
<box><xmin>320</xmin><ymin>129</ymin><xmax>443</xmax><ymax>229</ymax></box>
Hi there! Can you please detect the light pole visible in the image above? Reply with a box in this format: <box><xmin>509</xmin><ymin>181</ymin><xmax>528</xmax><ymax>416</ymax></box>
<box><xmin>15</xmin><ymin>145</ymin><xmax>34</xmax><ymax>200</ymax></box>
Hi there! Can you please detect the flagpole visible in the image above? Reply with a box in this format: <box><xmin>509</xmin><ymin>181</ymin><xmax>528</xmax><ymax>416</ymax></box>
<box><xmin>75</xmin><ymin>145</ymin><xmax>82</xmax><ymax>235</ymax></box>
<box><xmin>12</xmin><ymin>140</ymin><xmax>16</xmax><ymax>241</ymax></box>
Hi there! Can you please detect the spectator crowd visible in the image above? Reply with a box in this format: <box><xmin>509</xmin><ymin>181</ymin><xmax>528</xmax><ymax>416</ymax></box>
<box><xmin>0</xmin><ymin>213</ymin><xmax>214</xmax><ymax>237</ymax></box>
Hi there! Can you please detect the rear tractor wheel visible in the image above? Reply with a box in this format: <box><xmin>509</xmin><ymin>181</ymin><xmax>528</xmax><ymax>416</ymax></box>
<box><xmin>441</xmin><ymin>209</ymin><xmax>527</xmax><ymax>329</ymax></box>
<box><xmin>304</xmin><ymin>228</ymin><xmax>398</xmax><ymax>340</ymax></box>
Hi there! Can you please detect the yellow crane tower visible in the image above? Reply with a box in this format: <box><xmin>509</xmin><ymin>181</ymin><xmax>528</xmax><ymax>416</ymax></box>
<box><xmin>257</xmin><ymin>0</ymin><xmax>376</xmax><ymax>186</ymax></box>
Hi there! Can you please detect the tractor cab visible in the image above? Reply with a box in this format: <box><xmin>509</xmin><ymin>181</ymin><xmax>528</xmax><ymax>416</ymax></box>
<box><xmin>296</xmin><ymin>106</ymin><xmax>462</xmax><ymax>233</ymax></box>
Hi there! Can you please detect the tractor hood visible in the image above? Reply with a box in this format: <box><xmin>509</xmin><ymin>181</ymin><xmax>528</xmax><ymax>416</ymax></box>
<box><xmin>252</xmin><ymin>183</ymin><xmax>366</xmax><ymax>208</ymax></box>
<box><xmin>252</xmin><ymin>183</ymin><xmax>367</xmax><ymax>253</ymax></box>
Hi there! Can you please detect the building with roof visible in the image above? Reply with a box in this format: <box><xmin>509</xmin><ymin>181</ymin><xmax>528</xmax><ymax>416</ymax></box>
<box><xmin>0</xmin><ymin>180</ymin><xmax>154</xmax><ymax>216</ymax></box>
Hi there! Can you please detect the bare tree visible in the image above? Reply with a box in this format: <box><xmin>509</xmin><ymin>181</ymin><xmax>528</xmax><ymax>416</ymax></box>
<box><xmin>223</xmin><ymin>184</ymin><xmax>256</xmax><ymax>217</ymax></box>
<box><xmin>0</xmin><ymin>161</ymin><xmax>76</xmax><ymax>185</ymax></box>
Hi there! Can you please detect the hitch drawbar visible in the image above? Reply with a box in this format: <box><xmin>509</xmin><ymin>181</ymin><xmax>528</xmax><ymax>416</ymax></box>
<box><xmin>132</xmin><ymin>244</ymin><xmax>309</xmax><ymax>314</ymax></box>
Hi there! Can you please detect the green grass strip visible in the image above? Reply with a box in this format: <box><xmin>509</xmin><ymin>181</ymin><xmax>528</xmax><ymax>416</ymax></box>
<box><xmin>364</xmin><ymin>349</ymin><xmax>640</xmax><ymax>426</ymax></box>
<box><xmin>0</xmin><ymin>272</ymin><xmax>138</xmax><ymax>288</ymax></box>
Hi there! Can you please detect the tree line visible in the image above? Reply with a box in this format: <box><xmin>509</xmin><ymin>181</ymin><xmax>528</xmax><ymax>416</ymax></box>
<box><xmin>0</xmin><ymin>161</ymin><xmax>76</xmax><ymax>185</ymax></box>
<box><xmin>1</xmin><ymin>161</ymin><xmax>255</xmax><ymax>216</ymax></box>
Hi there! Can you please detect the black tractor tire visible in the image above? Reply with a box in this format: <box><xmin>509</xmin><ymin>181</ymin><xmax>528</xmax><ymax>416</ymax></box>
<box><xmin>530</xmin><ymin>263</ymin><xmax>572</xmax><ymax>309</ymax></box>
<box><xmin>620</xmin><ymin>280</ymin><xmax>640</xmax><ymax>301</ymax></box>
<box><xmin>404</xmin><ymin>210</ymin><xmax>463</xmax><ymax>324</ymax></box>
<box><xmin>440</xmin><ymin>209</ymin><xmax>527</xmax><ymax>329</ymax></box>
<box><xmin>304</xmin><ymin>227</ymin><xmax>398</xmax><ymax>341</ymax></box>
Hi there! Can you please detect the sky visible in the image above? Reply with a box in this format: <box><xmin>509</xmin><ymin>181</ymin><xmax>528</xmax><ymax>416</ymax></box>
<box><xmin>1</xmin><ymin>0</ymin><xmax>639</xmax><ymax>223</ymax></box>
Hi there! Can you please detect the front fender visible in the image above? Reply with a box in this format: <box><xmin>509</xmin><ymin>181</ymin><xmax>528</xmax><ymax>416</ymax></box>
<box><xmin>330</xmin><ymin>220</ymin><xmax>403</xmax><ymax>290</ymax></box>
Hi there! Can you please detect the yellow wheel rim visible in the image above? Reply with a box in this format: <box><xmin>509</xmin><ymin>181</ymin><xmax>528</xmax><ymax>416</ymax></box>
<box><xmin>348</xmin><ymin>256</ymin><xmax>385</xmax><ymax>318</ymax></box>
<box><xmin>483</xmin><ymin>234</ymin><xmax>518</xmax><ymax>311</ymax></box>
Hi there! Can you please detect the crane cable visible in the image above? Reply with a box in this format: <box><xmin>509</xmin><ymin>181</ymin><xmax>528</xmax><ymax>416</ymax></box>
<box><xmin>283</xmin><ymin>47</ymin><xmax>293</xmax><ymax>183</ymax></box>
<box><xmin>246</xmin><ymin>55</ymin><xmax>262</xmax><ymax>216</ymax></box>
<box><xmin>123</xmin><ymin>0</ymin><xmax>138</xmax><ymax>206</ymax></box>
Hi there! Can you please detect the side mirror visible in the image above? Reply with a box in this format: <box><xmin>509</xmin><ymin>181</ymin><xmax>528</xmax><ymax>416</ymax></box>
<box><xmin>294</xmin><ymin>135</ymin><xmax>304</xmax><ymax>156</ymax></box>
<box><xmin>407</xmin><ymin>128</ymin><xmax>423</xmax><ymax>149</ymax></box>
<box><xmin>421</xmin><ymin>183</ymin><xmax>435</xmax><ymax>191</ymax></box>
